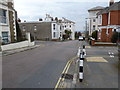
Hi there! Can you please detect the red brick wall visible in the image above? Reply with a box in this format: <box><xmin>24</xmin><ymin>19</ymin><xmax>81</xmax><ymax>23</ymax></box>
<box><xmin>107</xmin><ymin>28</ymin><xmax>113</xmax><ymax>42</ymax></box>
<box><xmin>110</xmin><ymin>10</ymin><xmax>120</xmax><ymax>25</ymax></box>
<box><xmin>102</xmin><ymin>13</ymin><xmax>108</xmax><ymax>26</ymax></box>
<box><xmin>101</xmin><ymin>28</ymin><xmax>107</xmax><ymax>42</ymax></box>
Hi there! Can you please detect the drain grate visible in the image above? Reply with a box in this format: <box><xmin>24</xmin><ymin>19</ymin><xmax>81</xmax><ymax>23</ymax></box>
<box><xmin>61</xmin><ymin>74</ymin><xmax>73</xmax><ymax>80</ymax></box>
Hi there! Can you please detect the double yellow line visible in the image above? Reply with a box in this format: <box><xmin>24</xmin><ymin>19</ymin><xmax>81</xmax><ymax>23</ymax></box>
<box><xmin>54</xmin><ymin>56</ymin><xmax>77</xmax><ymax>89</ymax></box>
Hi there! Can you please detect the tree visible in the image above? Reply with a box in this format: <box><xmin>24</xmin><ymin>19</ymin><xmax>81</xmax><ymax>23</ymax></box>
<box><xmin>92</xmin><ymin>30</ymin><xmax>98</xmax><ymax>40</ymax></box>
<box><xmin>63</xmin><ymin>30</ymin><xmax>72</xmax><ymax>40</ymax></box>
<box><xmin>75</xmin><ymin>32</ymin><xmax>79</xmax><ymax>39</ymax></box>
<box><xmin>78</xmin><ymin>32</ymin><xmax>82</xmax><ymax>36</ymax></box>
<box><xmin>111</xmin><ymin>32</ymin><xmax>120</xmax><ymax>43</ymax></box>
<box><xmin>75</xmin><ymin>32</ymin><xmax>81</xmax><ymax>39</ymax></box>
<box><xmin>16</xmin><ymin>20</ymin><xmax>23</xmax><ymax>42</ymax></box>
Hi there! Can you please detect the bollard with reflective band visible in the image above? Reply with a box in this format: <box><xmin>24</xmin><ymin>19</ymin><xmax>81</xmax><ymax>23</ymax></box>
<box><xmin>79</xmin><ymin>53</ymin><xmax>84</xmax><ymax>82</ymax></box>
<box><xmin>80</xmin><ymin>53</ymin><xmax>84</xmax><ymax>60</ymax></box>
<box><xmin>83</xmin><ymin>45</ymin><xmax>85</xmax><ymax>49</ymax></box>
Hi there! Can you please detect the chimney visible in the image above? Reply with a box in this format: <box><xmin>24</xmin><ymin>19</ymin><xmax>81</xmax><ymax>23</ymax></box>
<box><xmin>109</xmin><ymin>0</ymin><xmax>114</xmax><ymax>6</ymax></box>
<box><xmin>39</xmin><ymin>18</ymin><xmax>43</xmax><ymax>21</ymax></box>
<box><xmin>17</xmin><ymin>18</ymin><xmax>21</xmax><ymax>22</ymax></box>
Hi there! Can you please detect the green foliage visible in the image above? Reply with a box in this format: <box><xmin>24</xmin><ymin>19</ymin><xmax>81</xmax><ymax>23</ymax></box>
<box><xmin>63</xmin><ymin>30</ymin><xmax>72</xmax><ymax>40</ymax></box>
<box><xmin>92</xmin><ymin>30</ymin><xmax>98</xmax><ymax>40</ymax></box>
<box><xmin>111</xmin><ymin>32</ymin><xmax>120</xmax><ymax>43</ymax></box>
<box><xmin>75</xmin><ymin>32</ymin><xmax>82</xmax><ymax>39</ymax></box>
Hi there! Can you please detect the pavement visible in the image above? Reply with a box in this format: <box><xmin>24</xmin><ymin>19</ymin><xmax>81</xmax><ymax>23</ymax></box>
<box><xmin>55</xmin><ymin>43</ymin><xmax>119</xmax><ymax>89</ymax></box>
<box><xmin>1</xmin><ymin>45</ymin><xmax>41</xmax><ymax>56</ymax></box>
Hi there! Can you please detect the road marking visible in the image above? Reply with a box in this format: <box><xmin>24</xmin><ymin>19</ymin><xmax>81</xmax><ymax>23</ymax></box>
<box><xmin>85</xmin><ymin>46</ymin><xmax>91</xmax><ymax>48</ymax></box>
<box><xmin>77</xmin><ymin>47</ymin><xmax>81</xmax><ymax>57</ymax></box>
<box><xmin>108</xmin><ymin>51</ymin><xmax>114</xmax><ymax>58</ymax></box>
<box><xmin>86</xmin><ymin>57</ymin><xmax>108</xmax><ymax>62</ymax></box>
<box><xmin>54</xmin><ymin>56</ymin><xmax>77</xmax><ymax>89</ymax></box>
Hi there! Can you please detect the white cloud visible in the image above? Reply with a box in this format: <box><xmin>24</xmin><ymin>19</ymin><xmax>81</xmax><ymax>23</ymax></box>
<box><xmin>14</xmin><ymin>0</ymin><xmax>120</xmax><ymax>31</ymax></box>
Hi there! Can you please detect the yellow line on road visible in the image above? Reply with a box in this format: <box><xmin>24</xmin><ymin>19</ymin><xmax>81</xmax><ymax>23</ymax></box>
<box><xmin>54</xmin><ymin>56</ymin><xmax>77</xmax><ymax>89</ymax></box>
<box><xmin>86</xmin><ymin>57</ymin><xmax>108</xmax><ymax>62</ymax></box>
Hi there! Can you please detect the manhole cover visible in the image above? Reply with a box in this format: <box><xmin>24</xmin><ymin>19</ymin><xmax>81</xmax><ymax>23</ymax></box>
<box><xmin>61</xmin><ymin>74</ymin><xmax>73</xmax><ymax>80</ymax></box>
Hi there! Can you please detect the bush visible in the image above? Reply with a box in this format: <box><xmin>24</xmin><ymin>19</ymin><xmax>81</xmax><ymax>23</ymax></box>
<box><xmin>111</xmin><ymin>32</ymin><xmax>120</xmax><ymax>43</ymax></box>
<box><xmin>92</xmin><ymin>30</ymin><xmax>98</xmax><ymax>40</ymax></box>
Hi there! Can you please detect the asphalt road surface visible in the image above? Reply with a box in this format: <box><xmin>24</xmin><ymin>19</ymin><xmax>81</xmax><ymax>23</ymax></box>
<box><xmin>76</xmin><ymin>45</ymin><xmax>119</xmax><ymax>88</ymax></box>
<box><xmin>2</xmin><ymin>40</ymin><xmax>81</xmax><ymax>88</ymax></box>
<box><xmin>2</xmin><ymin>40</ymin><xmax>119</xmax><ymax>88</ymax></box>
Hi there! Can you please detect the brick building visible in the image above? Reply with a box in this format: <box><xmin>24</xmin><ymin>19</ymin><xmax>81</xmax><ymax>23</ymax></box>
<box><xmin>97</xmin><ymin>0</ymin><xmax>120</xmax><ymax>42</ymax></box>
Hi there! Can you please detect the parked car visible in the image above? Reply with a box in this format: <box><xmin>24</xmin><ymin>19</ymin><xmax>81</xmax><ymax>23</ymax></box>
<box><xmin>78</xmin><ymin>36</ymin><xmax>85</xmax><ymax>41</ymax></box>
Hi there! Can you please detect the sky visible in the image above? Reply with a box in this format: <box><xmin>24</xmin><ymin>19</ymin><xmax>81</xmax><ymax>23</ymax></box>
<box><xmin>14</xmin><ymin>0</ymin><xmax>119</xmax><ymax>32</ymax></box>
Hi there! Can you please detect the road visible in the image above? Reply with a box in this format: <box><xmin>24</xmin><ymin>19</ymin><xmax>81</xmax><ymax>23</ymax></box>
<box><xmin>76</xmin><ymin>45</ymin><xmax>119</xmax><ymax>88</ymax></box>
<box><xmin>2</xmin><ymin>40</ymin><xmax>119</xmax><ymax>88</ymax></box>
<box><xmin>2</xmin><ymin>40</ymin><xmax>80</xmax><ymax>88</ymax></box>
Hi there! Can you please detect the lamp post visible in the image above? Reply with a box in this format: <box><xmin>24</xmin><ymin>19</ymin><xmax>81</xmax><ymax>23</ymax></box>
<box><xmin>22</xmin><ymin>28</ymin><xmax>26</xmax><ymax>40</ymax></box>
<box><xmin>34</xmin><ymin>25</ymin><xmax>37</xmax><ymax>41</ymax></box>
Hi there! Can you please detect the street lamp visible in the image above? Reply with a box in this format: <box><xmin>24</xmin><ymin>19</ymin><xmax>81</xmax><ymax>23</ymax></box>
<box><xmin>34</xmin><ymin>25</ymin><xmax>37</xmax><ymax>41</ymax></box>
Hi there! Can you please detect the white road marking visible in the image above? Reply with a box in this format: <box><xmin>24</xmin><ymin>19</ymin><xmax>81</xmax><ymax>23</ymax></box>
<box><xmin>108</xmin><ymin>51</ymin><xmax>114</xmax><ymax>58</ymax></box>
<box><xmin>77</xmin><ymin>47</ymin><xmax>81</xmax><ymax>57</ymax></box>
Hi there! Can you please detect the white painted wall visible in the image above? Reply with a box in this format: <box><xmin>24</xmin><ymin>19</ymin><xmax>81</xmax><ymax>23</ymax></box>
<box><xmin>88</xmin><ymin>10</ymin><xmax>100</xmax><ymax>35</ymax></box>
<box><xmin>0</xmin><ymin>0</ymin><xmax>16</xmax><ymax>43</ymax></box>
<box><xmin>1</xmin><ymin>41</ymin><xmax>35</xmax><ymax>51</ymax></box>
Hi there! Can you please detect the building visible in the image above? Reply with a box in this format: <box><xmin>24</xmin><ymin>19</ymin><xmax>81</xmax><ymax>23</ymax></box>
<box><xmin>87</xmin><ymin>6</ymin><xmax>104</xmax><ymax>35</ymax></box>
<box><xmin>0</xmin><ymin>0</ymin><xmax>17</xmax><ymax>44</ymax></box>
<box><xmin>97</xmin><ymin>0</ymin><xmax>120</xmax><ymax>42</ymax></box>
<box><xmin>19</xmin><ymin>14</ymin><xmax>75</xmax><ymax>41</ymax></box>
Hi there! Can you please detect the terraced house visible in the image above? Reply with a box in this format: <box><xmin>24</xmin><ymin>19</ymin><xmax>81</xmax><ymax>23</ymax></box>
<box><xmin>87</xmin><ymin>6</ymin><xmax>104</xmax><ymax>35</ymax></box>
<box><xmin>19</xmin><ymin>14</ymin><xmax>75</xmax><ymax>41</ymax></box>
<box><xmin>0</xmin><ymin>0</ymin><xmax>17</xmax><ymax>44</ymax></box>
<box><xmin>97</xmin><ymin>0</ymin><xmax>120</xmax><ymax>42</ymax></box>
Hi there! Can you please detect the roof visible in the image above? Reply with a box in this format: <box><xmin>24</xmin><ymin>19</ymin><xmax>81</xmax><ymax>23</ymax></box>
<box><xmin>97</xmin><ymin>7</ymin><xmax>109</xmax><ymax>15</ymax></box>
<box><xmin>109</xmin><ymin>1</ymin><xmax>120</xmax><ymax>11</ymax></box>
<box><xmin>97</xmin><ymin>1</ymin><xmax>120</xmax><ymax>15</ymax></box>
<box><xmin>62</xmin><ymin>17</ymin><xmax>75</xmax><ymax>24</ymax></box>
<box><xmin>88</xmin><ymin>6</ymin><xmax>105</xmax><ymax>12</ymax></box>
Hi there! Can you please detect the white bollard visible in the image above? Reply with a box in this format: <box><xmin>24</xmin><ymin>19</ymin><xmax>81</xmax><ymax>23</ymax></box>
<box><xmin>83</xmin><ymin>49</ymin><xmax>86</xmax><ymax>56</ymax></box>
<box><xmin>79</xmin><ymin>53</ymin><xmax>84</xmax><ymax>82</ymax></box>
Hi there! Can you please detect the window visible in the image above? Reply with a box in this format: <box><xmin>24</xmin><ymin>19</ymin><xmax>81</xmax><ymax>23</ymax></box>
<box><xmin>93</xmin><ymin>25</ymin><xmax>95</xmax><ymax>30</ymax></box>
<box><xmin>60</xmin><ymin>26</ymin><xmax>62</xmax><ymax>30</ymax></box>
<box><xmin>70</xmin><ymin>25</ymin><xmax>71</xmax><ymax>28</ymax></box>
<box><xmin>53</xmin><ymin>24</ymin><xmax>55</xmax><ymax>30</ymax></box>
<box><xmin>114</xmin><ymin>29</ymin><xmax>116</xmax><ymax>32</ymax></box>
<box><xmin>22</xmin><ymin>25</ymin><xmax>26</xmax><ymax>31</ymax></box>
<box><xmin>2</xmin><ymin>32</ymin><xmax>9</xmax><ymax>43</ymax></box>
<box><xmin>53</xmin><ymin>32</ymin><xmax>56</xmax><ymax>37</ymax></box>
<box><xmin>0</xmin><ymin>9</ymin><xmax>7</xmax><ymax>24</ymax></box>
<box><xmin>93</xmin><ymin>19</ymin><xmax>96</xmax><ymax>22</ymax></box>
<box><xmin>34</xmin><ymin>25</ymin><xmax>37</xmax><ymax>30</ymax></box>
<box><xmin>60</xmin><ymin>32</ymin><xmax>62</xmax><ymax>37</ymax></box>
<box><xmin>98</xmin><ymin>15</ymin><xmax>102</xmax><ymax>25</ymax></box>
<box><xmin>65</xmin><ymin>25</ymin><xmax>66</xmax><ymax>28</ymax></box>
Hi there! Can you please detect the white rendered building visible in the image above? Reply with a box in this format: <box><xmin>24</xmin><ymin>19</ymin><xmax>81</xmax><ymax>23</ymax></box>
<box><xmin>0</xmin><ymin>0</ymin><xmax>16</xmax><ymax>44</ymax></box>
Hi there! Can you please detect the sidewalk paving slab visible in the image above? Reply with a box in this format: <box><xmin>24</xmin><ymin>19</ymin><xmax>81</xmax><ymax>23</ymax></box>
<box><xmin>1</xmin><ymin>45</ymin><xmax>40</xmax><ymax>56</ymax></box>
